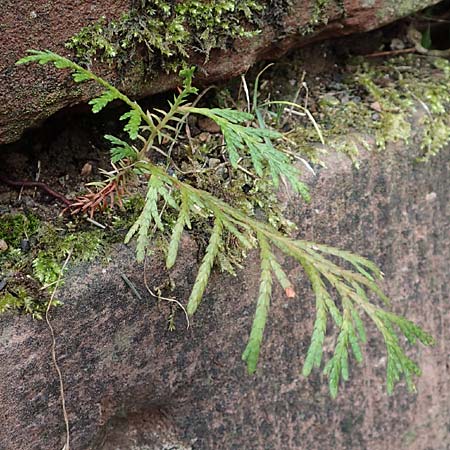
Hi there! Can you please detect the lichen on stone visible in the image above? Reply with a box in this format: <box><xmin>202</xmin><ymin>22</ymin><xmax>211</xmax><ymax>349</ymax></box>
<box><xmin>377</xmin><ymin>0</ymin><xmax>433</xmax><ymax>20</ymax></box>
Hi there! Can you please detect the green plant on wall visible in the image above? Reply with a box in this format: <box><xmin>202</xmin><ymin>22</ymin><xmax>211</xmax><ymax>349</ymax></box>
<box><xmin>16</xmin><ymin>50</ymin><xmax>434</xmax><ymax>398</ymax></box>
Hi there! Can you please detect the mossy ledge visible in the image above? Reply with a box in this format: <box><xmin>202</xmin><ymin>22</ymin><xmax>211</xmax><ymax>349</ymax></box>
<box><xmin>283</xmin><ymin>54</ymin><xmax>450</xmax><ymax>164</ymax></box>
<box><xmin>66</xmin><ymin>0</ymin><xmax>268</xmax><ymax>72</ymax></box>
<box><xmin>299</xmin><ymin>0</ymin><xmax>346</xmax><ymax>36</ymax></box>
<box><xmin>0</xmin><ymin>203</ymin><xmax>144</xmax><ymax>318</ymax></box>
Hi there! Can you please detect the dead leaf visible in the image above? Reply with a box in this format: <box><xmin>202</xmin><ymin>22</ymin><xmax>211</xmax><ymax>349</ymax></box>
<box><xmin>80</xmin><ymin>162</ymin><xmax>93</xmax><ymax>177</ymax></box>
<box><xmin>370</xmin><ymin>101</ymin><xmax>382</xmax><ymax>113</ymax></box>
<box><xmin>285</xmin><ymin>286</ymin><xmax>296</xmax><ymax>298</ymax></box>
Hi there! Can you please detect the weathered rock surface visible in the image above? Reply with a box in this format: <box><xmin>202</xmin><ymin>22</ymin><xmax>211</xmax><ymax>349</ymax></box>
<box><xmin>0</xmin><ymin>0</ymin><xmax>441</xmax><ymax>145</ymax></box>
<box><xmin>0</xmin><ymin>134</ymin><xmax>448</xmax><ymax>448</ymax></box>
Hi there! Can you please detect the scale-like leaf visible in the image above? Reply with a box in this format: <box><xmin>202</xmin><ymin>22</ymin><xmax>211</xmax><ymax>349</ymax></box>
<box><xmin>242</xmin><ymin>232</ymin><xmax>273</xmax><ymax>373</ymax></box>
<box><xmin>166</xmin><ymin>191</ymin><xmax>191</xmax><ymax>269</ymax></box>
<box><xmin>270</xmin><ymin>258</ymin><xmax>295</xmax><ymax>297</ymax></box>
<box><xmin>304</xmin><ymin>307</ymin><xmax>327</xmax><ymax>374</ymax></box>
<box><xmin>72</xmin><ymin>71</ymin><xmax>92</xmax><ymax>83</ymax></box>
<box><xmin>187</xmin><ymin>219</ymin><xmax>223</xmax><ymax>316</ymax></box>
<box><xmin>124</xmin><ymin>175</ymin><xmax>165</xmax><ymax>261</ymax></box>
<box><xmin>17</xmin><ymin>50</ymin><xmax>73</xmax><ymax>68</ymax></box>
<box><xmin>221</xmin><ymin>217</ymin><xmax>254</xmax><ymax>250</ymax></box>
<box><xmin>207</xmin><ymin>108</ymin><xmax>254</xmax><ymax>123</ymax></box>
<box><xmin>104</xmin><ymin>135</ymin><xmax>137</xmax><ymax>163</ymax></box>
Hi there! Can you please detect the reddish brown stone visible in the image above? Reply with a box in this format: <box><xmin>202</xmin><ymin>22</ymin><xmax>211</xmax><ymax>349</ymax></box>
<box><xmin>0</xmin><ymin>127</ymin><xmax>448</xmax><ymax>449</ymax></box>
<box><xmin>0</xmin><ymin>0</ymin><xmax>441</xmax><ymax>145</ymax></box>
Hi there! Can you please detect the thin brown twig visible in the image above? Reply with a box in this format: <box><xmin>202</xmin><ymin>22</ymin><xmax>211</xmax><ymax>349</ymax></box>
<box><xmin>45</xmin><ymin>249</ymin><xmax>73</xmax><ymax>450</ymax></box>
<box><xmin>120</xmin><ymin>273</ymin><xmax>143</xmax><ymax>300</ymax></box>
<box><xmin>0</xmin><ymin>175</ymin><xmax>72</xmax><ymax>206</ymax></box>
<box><xmin>364</xmin><ymin>47</ymin><xmax>417</xmax><ymax>58</ymax></box>
<box><xmin>143</xmin><ymin>256</ymin><xmax>190</xmax><ymax>329</ymax></box>
<box><xmin>166</xmin><ymin>85</ymin><xmax>217</xmax><ymax>162</ymax></box>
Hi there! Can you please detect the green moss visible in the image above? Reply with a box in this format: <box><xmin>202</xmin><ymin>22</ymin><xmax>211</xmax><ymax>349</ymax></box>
<box><xmin>299</xmin><ymin>0</ymin><xmax>346</xmax><ymax>36</ymax></box>
<box><xmin>66</xmin><ymin>0</ymin><xmax>265</xmax><ymax>72</ymax></box>
<box><xmin>0</xmin><ymin>286</ymin><xmax>59</xmax><ymax>320</ymax></box>
<box><xmin>0</xmin><ymin>187</ymin><xmax>158</xmax><ymax>318</ymax></box>
<box><xmin>32</xmin><ymin>225</ymin><xmax>105</xmax><ymax>287</ymax></box>
<box><xmin>0</xmin><ymin>213</ymin><xmax>107</xmax><ymax>318</ymax></box>
<box><xmin>285</xmin><ymin>55</ymin><xmax>450</xmax><ymax>163</ymax></box>
<box><xmin>0</xmin><ymin>213</ymin><xmax>40</xmax><ymax>248</ymax></box>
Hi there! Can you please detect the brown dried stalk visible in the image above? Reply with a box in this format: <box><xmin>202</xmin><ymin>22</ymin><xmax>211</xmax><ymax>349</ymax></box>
<box><xmin>65</xmin><ymin>179</ymin><xmax>124</xmax><ymax>218</ymax></box>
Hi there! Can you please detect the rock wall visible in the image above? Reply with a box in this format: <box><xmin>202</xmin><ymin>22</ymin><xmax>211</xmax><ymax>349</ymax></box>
<box><xmin>0</xmin><ymin>0</ymin><xmax>441</xmax><ymax>145</ymax></box>
<box><xmin>0</xmin><ymin>134</ymin><xmax>448</xmax><ymax>449</ymax></box>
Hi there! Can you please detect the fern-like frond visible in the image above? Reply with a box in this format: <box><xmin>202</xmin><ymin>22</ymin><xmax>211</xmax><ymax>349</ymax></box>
<box><xmin>178</xmin><ymin>66</ymin><xmax>198</xmax><ymax>97</ymax></box>
<box><xmin>89</xmin><ymin>90</ymin><xmax>118</xmax><ymax>113</ymax></box>
<box><xmin>124</xmin><ymin>173</ymin><xmax>177</xmax><ymax>261</ymax></box>
<box><xmin>188</xmin><ymin>107</ymin><xmax>310</xmax><ymax>200</ymax></box>
<box><xmin>17</xmin><ymin>49</ymin><xmax>78</xmax><ymax>70</ymax></box>
<box><xmin>144</xmin><ymin>167</ymin><xmax>432</xmax><ymax>394</ymax></box>
<box><xmin>20</xmin><ymin>51</ymin><xmax>434</xmax><ymax>397</ymax></box>
<box><xmin>301</xmin><ymin>260</ymin><xmax>332</xmax><ymax>376</ymax></box>
<box><xmin>17</xmin><ymin>49</ymin><xmax>155</xmax><ymax>136</ymax></box>
<box><xmin>120</xmin><ymin>109</ymin><xmax>143</xmax><ymax>140</ymax></box>
<box><xmin>104</xmin><ymin>135</ymin><xmax>138</xmax><ymax>163</ymax></box>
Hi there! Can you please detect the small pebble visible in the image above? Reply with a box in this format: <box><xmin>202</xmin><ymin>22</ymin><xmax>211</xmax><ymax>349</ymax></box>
<box><xmin>80</xmin><ymin>162</ymin><xmax>93</xmax><ymax>177</ymax></box>
<box><xmin>20</xmin><ymin>239</ymin><xmax>31</xmax><ymax>253</ymax></box>
<box><xmin>197</xmin><ymin>117</ymin><xmax>221</xmax><ymax>134</ymax></box>
<box><xmin>0</xmin><ymin>239</ymin><xmax>8</xmax><ymax>252</ymax></box>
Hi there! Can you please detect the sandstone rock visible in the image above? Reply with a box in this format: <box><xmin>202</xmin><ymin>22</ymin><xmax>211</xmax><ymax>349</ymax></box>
<box><xmin>0</xmin><ymin>134</ymin><xmax>448</xmax><ymax>449</ymax></box>
<box><xmin>0</xmin><ymin>0</ymin><xmax>441</xmax><ymax>145</ymax></box>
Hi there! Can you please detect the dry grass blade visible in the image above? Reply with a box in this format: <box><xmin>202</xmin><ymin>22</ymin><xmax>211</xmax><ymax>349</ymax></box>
<box><xmin>45</xmin><ymin>249</ymin><xmax>73</xmax><ymax>450</ymax></box>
